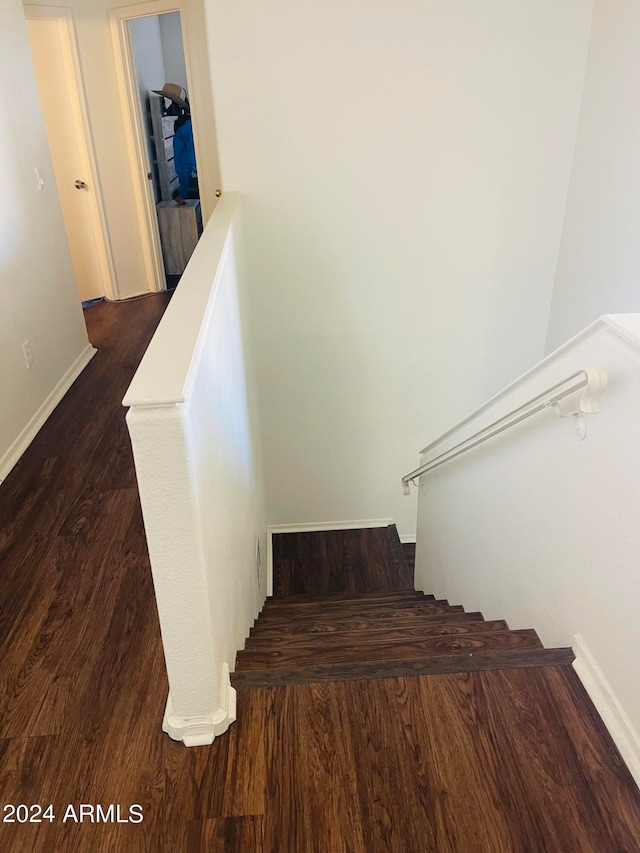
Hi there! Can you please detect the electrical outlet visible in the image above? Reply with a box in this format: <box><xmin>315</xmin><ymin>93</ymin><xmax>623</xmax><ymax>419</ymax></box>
<box><xmin>22</xmin><ymin>340</ymin><xmax>33</xmax><ymax>369</ymax></box>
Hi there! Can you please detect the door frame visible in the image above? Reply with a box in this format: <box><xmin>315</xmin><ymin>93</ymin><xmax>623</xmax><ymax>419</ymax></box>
<box><xmin>24</xmin><ymin>5</ymin><xmax>117</xmax><ymax>301</ymax></box>
<box><xmin>110</xmin><ymin>0</ymin><xmax>211</xmax><ymax>294</ymax></box>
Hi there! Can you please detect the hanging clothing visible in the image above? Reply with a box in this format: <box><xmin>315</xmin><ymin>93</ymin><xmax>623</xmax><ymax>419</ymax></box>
<box><xmin>173</xmin><ymin>118</ymin><xmax>197</xmax><ymax>200</ymax></box>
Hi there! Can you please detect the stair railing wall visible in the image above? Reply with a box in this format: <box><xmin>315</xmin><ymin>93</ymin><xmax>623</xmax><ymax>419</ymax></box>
<box><xmin>123</xmin><ymin>193</ymin><xmax>267</xmax><ymax>746</ymax></box>
<box><xmin>411</xmin><ymin>314</ymin><xmax>640</xmax><ymax>787</ymax></box>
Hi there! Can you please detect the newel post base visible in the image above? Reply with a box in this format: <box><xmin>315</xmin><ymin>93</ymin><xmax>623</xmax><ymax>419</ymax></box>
<box><xmin>162</xmin><ymin>664</ymin><xmax>237</xmax><ymax>747</ymax></box>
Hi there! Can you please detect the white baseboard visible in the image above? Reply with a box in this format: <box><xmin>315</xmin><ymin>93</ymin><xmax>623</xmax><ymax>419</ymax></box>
<box><xmin>400</xmin><ymin>534</ymin><xmax>416</xmax><ymax>544</ymax></box>
<box><xmin>0</xmin><ymin>344</ymin><xmax>97</xmax><ymax>484</ymax></box>
<box><xmin>573</xmin><ymin>634</ymin><xmax>640</xmax><ymax>789</ymax></box>
<box><xmin>266</xmin><ymin>518</ymin><xmax>394</xmax><ymax>596</ymax></box>
<box><xmin>163</xmin><ymin>663</ymin><xmax>237</xmax><ymax>747</ymax></box>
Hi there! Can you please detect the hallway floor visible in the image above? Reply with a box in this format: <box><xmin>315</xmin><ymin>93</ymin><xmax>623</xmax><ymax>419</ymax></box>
<box><xmin>0</xmin><ymin>297</ymin><xmax>639</xmax><ymax>852</ymax></box>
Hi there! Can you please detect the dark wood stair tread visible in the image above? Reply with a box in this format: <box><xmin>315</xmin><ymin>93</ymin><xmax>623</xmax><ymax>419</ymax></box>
<box><xmin>245</xmin><ymin>619</ymin><xmax>509</xmax><ymax>648</ymax></box>
<box><xmin>249</xmin><ymin>611</ymin><xmax>486</xmax><ymax>638</ymax></box>
<box><xmin>236</xmin><ymin>629</ymin><xmax>543</xmax><ymax>670</ymax></box>
<box><xmin>267</xmin><ymin>589</ymin><xmax>429</xmax><ymax>605</ymax></box>
<box><xmin>257</xmin><ymin>527</ymin><xmax>572</xmax><ymax>690</ymax></box>
<box><xmin>255</xmin><ymin>601</ymin><xmax>463</xmax><ymax>626</ymax></box>
<box><xmin>231</xmin><ymin>647</ymin><xmax>575</xmax><ymax>687</ymax></box>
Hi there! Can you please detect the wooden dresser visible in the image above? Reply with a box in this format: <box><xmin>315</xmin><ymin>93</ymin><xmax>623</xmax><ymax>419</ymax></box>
<box><xmin>156</xmin><ymin>199</ymin><xmax>202</xmax><ymax>275</ymax></box>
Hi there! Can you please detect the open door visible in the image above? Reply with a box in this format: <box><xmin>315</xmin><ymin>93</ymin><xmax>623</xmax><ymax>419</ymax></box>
<box><xmin>25</xmin><ymin>8</ymin><xmax>115</xmax><ymax>303</ymax></box>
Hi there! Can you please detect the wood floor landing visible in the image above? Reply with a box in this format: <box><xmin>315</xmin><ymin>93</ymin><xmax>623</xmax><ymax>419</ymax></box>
<box><xmin>272</xmin><ymin>525</ymin><xmax>413</xmax><ymax>596</ymax></box>
<box><xmin>1</xmin><ymin>298</ymin><xmax>639</xmax><ymax>850</ymax></box>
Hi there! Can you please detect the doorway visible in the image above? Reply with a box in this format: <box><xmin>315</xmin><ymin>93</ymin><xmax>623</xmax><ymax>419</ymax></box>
<box><xmin>24</xmin><ymin>7</ymin><xmax>115</xmax><ymax>304</ymax></box>
<box><xmin>128</xmin><ymin>12</ymin><xmax>202</xmax><ymax>289</ymax></box>
<box><xmin>111</xmin><ymin>3</ymin><xmax>210</xmax><ymax>294</ymax></box>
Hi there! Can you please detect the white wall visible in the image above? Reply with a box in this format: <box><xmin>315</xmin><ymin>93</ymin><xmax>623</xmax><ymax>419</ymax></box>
<box><xmin>129</xmin><ymin>15</ymin><xmax>166</xmax><ymax>204</ymax></box>
<box><xmin>129</xmin><ymin>15</ymin><xmax>165</xmax><ymax>106</ymax></box>
<box><xmin>159</xmin><ymin>12</ymin><xmax>188</xmax><ymax>93</ymax></box>
<box><xmin>129</xmin><ymin>12</ymin><xmax>189</xmax><ymax>101</ymax></box>
<box><xmin>124</xmin><ymin>194</ymin><xmax>266</xmax><ymax>745</ymax></box>
<box><xmin>547</xmin><ymin>0</ymin><xmax>640</xmax><ymax>352</ymax></box>
<box><xmin>414</xmin><ymin>314</ymin><xmax>640</xmax><ymax>785</ymax></box>
<box><xmin>206</xmin><ymin>0</ymin><xmax>593</xmax><ymax>537</ymax></box>
<box><xmin>0</xmin><ymin>0</ymin><xmax>92</xmax><ymax>482</ymax></box>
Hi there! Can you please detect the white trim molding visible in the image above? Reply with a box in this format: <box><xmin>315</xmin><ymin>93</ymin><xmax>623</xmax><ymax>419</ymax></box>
<box><xmin>0</xmin><ymin>344</ymin><xmax>96</xmax><ymax>484</ymax></box>
<box><xmin>400</xmin><ymin>534</ymin><xmax>417</xmax><ymax>545</ymax></box>
<box><xmin>163</xmin><ymin>664</ymin><xmax>237</xmax><ymax>747</ymax></box>
<box><xmin>266</xmin><ymin>519</ymin><xmax>394</xmax><ymax>596</ymax></box>
<box><xmin>573</xmin><ymin>634</ymin><xmax>640</xmax><ymax>789</ymax></box>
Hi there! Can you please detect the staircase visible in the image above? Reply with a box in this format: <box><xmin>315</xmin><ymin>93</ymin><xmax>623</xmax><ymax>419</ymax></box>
<box><xmin>232</xmin><ymin>526</ymin><xmax>573</xmax><ymax>689</ymax></box>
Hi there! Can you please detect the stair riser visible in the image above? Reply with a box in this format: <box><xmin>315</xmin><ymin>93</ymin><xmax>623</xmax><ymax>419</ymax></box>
<box><xmin>236</xmin><ymin>630</ymin><xmax>542</xmax><ymax>670</ymax></box>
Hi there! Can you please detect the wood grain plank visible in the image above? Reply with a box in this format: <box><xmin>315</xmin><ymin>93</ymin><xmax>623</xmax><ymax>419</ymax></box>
<box><xmin>249</xmin><ymin>611</ymin><xmax>486</xmax><ymax>639</ymax></box>
<box><xmin>255</xmin><ymin>601</ymin><xmax>463</xmax><ymax>627</ymax></box>
<box><xmin>272</xmin><ymin>526</ymin><xmax>413</xmax><ymax>597</ymax></box>
<box><xmin>244</xmin><ymin>619</ymin><xmax>509</xmax><ymax>649</ymax></box>
<box><xmin>262</xmin><ymin>683</ymin><xmax>366</xmax><ymax>853</ymax></box>
<box><xmin>237</xmin><ymin>629</ymin><xmax>543</xmax><ymax>670</ymax></box>
<box><xmin>231</xmin><ymin>647</ymin><xmax>575</xmax><ymax>687</ymax></box>
<box><xmin>262</xmin><ymin>589</ymin><xmax>427</xmax><ymax>606</ymax></box>
<box><xmin>187</xmin><ymin>815</ymin><xmax>263</xmax><ymax>853</ymax></box>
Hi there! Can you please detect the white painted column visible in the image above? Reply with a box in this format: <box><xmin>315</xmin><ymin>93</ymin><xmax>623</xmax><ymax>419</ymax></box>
<box><xmin>126</xmin><ymin>403</ymin><xmax>236</xmax><ymax>746</ymax></box>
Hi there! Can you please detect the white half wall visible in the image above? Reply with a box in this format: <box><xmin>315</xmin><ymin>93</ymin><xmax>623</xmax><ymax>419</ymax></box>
<box><xmin>206</xmin><ymin>0</ymin><xmax>593</xmax><ymax>538</ymax></box>
<box><xmin>124</xmin><ymin>193</ymin><xmax>266</xmax><ymax>745</ymax></box>
<box><xmin>0</xmin><ymin>0</ymin><xmax>92</xmax><ymax>483</ymax></box>
<box><xmin>414</xmin><ymin>314</ymin><xmax>640</xmax><ymax>786</ymax></box>
<box><xmin>546</xmin><ymin>0</ymin><xmax>640</xmax><ymax>352</ymax></box>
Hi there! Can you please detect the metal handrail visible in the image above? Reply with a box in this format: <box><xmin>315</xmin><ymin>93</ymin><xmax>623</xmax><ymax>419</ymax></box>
<box><xmin>402</xmin><ymin>368</ymin><xmax>607</xmax><ymax>493</ymax></box>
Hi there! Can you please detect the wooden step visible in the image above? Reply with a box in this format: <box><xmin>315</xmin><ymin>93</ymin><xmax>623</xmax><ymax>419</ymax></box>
<box><xmin>261</xmin><ymin>592</ymin><xmax>432</xmax><ymax>615</ymax></box>
<box><xmin>250</xmin><ymin>611</ymin><xmax>486</xmax><ymax>638</ymax></box>
<box><xmin>245</xmin><ymin>619</ymin><xmax>509</xmax><ymax>649</ymax></box>
<box><xmin>266</xmin><ymin>589</ymin><xmax>428</xmax><ymax>606</ymax></box>
<box><xmin>261</xmin><ymin>594</ymin><xmax>448</xmax><ymax>615</ymax></box>
<box><xmin>236</xmin><ymin>629</ymin><xmax>542</xmax><ymax>670</ymax></box>
<box><xmin>231</xmin><ymin>647</ymin><xmax>575</xmax><ymax>688</ymax></box>
<box><xmin>254</xmin><ymin>600</ymin><xmax>463</xmax><ymax>627</ymax></box>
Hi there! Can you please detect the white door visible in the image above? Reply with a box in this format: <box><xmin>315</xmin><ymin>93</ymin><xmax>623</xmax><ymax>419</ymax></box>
<box><xmin>26</xmin><ymin>17</ymin><xmax>106</xmax><ymax>303</ymax></box>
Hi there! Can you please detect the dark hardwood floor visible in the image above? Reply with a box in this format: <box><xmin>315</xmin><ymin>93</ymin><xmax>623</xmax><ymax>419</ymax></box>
<box><xmin>1</xmin><ymin>297</ymin><xmax>639</xmax><ymax>851</ymax></box>
<box><xmin>272</xmin><ymin>525</ymin><xmax>413</xmax><ymax>597</ymax></box>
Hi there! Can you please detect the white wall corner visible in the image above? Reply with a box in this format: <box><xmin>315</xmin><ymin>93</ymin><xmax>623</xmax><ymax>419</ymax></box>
<box><xmin>266</xmin><ymin>519</ymin><xmax>395</xmax><ymax>597</ymax></box>
<box><xmin>162</xmin><ymin>663</ymin><xmax>237</xmax><ymax>747</ymax></box>
<box><xmin>0</xmin><ymin>344</ymin><xmax>96</xmax><ymax>484</ymax></box>
<box><xmin>573</xmin><ymin>635</ymin><xmax>640</xmax><ymax>790</ymax></box>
